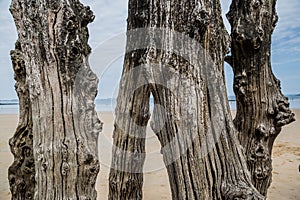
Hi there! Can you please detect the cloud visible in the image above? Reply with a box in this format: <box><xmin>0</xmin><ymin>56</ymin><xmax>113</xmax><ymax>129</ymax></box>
<box><xmin>81</xmin><ymin>0</ymin><xmax>128</xmax><ymax>48</ymax></box>
<box><xmin>0</xmin><ymin>0</ymin><xmax>299</xmax><ymax>99</ymax></box>
<box><xmin>219</xmin><ymin>0</ymin><xmax>300</xmax><ymax>94</ymax></box>
<box><xmin>272</xmin><ymin>0</ymin><xmax>300</xmax><ymax>55</ymax></box>
<box><xmin>0</xmin><ymin>1</ymin><xmax>18</xmax><ymax>99</ymax></box>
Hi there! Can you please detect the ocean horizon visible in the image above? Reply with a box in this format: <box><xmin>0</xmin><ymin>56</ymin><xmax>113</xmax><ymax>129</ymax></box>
<box><xmin>1</xmin><ymin>94</ymin><xmax>300</xmax><ymax>114</ymax></box>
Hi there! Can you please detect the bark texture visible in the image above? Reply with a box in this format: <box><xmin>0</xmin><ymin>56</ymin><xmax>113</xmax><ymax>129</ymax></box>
<box><xmin>227</xmin><ymin>0</ymin><xmax>295</xmax><ymax>196</ymax></box>
<box><xmin>8</xmin><ymin>41</ymin><xmax>35</xmax><ymax>199</ymax></box>
<box><xmin>9</xmin><ymin>0</ymin><xmax>102</xmax><ymax>199</ymax></box>
<box><xmin>109</xmin><ymin>0</ymin><xmax>263</xmax><ymax>199</ymax></box>
<box><xmin>108</xmin><ymin>21</ymin><xmax>152</xmax><ymax>200</ymax></box>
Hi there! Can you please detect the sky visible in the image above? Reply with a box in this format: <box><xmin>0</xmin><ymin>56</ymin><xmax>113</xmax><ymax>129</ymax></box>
<box><xmin>0</xmin><ymin>0</ymin><xmax>299</xmax><ymax>99</ymax></box>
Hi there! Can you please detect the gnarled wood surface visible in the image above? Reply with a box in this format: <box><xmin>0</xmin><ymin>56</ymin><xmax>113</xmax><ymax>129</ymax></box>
<box><xmin>109</xmin><ymin>0</ymin><xmax>264</xmax><ymax>199</ymax></box>
<box><xmin>227</xmin><ymin>0</ymin><xmax>295</xmax><ymax>196</ymax></box>
<box><xmin>9</xmin><ymin>41</ymin><xmax>35</xmax><ymax>200</ymax></box>
<box><xmin>9</xmin><ymin>0</ymin><xmax>102</xmax><ymax>199</ymax></box>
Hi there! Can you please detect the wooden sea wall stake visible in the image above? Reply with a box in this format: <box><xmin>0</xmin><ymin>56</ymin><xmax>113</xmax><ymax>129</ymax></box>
<box><xmin>227</xmin><ymin>0</ymin><xmax>295</xmax><ymax>196</ymax></box>
<box><xmin>9</xmin><ymin>0</ymin><xmax>102</xmax><ymax>199</ymax></box>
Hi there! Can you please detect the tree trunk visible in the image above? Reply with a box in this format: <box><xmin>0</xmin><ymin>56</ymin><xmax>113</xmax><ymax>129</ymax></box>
<box><xmin>109</xmin><ymin>0</ymin><xmax>264</xmax><ymax>199</ymax></box>
<box><xmin>227</xmin><ymin>0</ymin><xmax>295</xmax><ymax>196</ymax></box>
<box><xmin>9</xmin><ymin>0</ymin><xmax>102</xmax><ymax>199</ymax></box>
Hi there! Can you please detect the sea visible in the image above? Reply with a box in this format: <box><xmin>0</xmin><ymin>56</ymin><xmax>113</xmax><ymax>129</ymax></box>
<box><xmin>1</xmin><ymin>94</ymin><xmax>300</xmax><ymax>114</ymax></box>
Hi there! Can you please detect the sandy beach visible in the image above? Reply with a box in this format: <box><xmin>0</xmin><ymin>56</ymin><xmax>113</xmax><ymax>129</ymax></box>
<box><xmin>0</xmin><ymin>110</ymin><xmax>299</xmax><ymax>199</ymax></box>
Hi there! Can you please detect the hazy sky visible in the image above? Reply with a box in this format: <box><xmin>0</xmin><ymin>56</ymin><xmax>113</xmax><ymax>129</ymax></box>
<box><xmin>0</xmin><ymin>0</ymin><xmax>299</xmax><ymax>99</ymax></box>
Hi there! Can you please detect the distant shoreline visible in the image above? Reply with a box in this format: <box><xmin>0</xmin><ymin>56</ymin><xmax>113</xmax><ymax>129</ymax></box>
<box><xmin>0</xmin><ymin>103</ymin><xmax>19</xmax><ymax>106</ymax></box>
<box><xmin>1</xmin><ymin>94</ymin><xmax>299</xmax><ymax>103</ymax></box>
<box><xmin>1</xmin><ymin>96</ymin><xmax>300</xmax><ymax>114</ymax></box>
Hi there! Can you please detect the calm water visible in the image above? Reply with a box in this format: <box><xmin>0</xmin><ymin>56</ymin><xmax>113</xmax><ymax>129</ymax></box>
<box><xmin>1</xmin><ymin>95</ymin><xmax>300</xmax><ymax>114</ymax></box>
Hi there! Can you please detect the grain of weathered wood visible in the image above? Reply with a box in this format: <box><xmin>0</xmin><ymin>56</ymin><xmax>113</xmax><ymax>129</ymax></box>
<box><xmin>8</xmin><ymin>41</ymin><xmax>35</xmax><ymax>200</ymax></box>
<box><xmin>227</xmin><ymin>0</ymin><xmax>295</xmax><ymax>196</ymax></box>
<box><xmin>9</xmin><ymin>0</ymin><xmax>293</xmax><ymax>199</ymax></box>
<box><xmin>9</xmin><ymin>0</ymin><xmax>102</xmax><ymax>199</ymax></box>
<box><xmin>109</xmin><ymin>0</ymin><xmax>264</xmax><ymax>199</ymax></box>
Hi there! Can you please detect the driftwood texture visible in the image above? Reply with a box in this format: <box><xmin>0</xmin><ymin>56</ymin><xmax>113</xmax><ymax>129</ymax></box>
<box><xmin>9</xmin><ymin>41</ymin><xmax>35</xmax><ymax>199</ymax></box>
<box><xmin>109</xmin><ymin>0</ymin><xmax>265</xmax><ymax>199</ymax></box>
<box><xmin>227</xmin><ymin>0</ymin><xmax>295</xmax><ymax>196</ymax></box>
<box><xmin>9</xmin><ymin>0</ymin><xmax>102</xmax><ymax>199</ymax></box>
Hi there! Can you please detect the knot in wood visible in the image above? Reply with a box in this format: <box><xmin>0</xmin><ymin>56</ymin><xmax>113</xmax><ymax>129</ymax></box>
<box><xmin>274</xmin><ymin>97</ymin><xmax>295</xmax><ymax>127</ymax></box>
<box><xmin>89</xmin><ymin>163</ymin><xmax>99</xmax><ymax>175</ymax></box>
<box><xmin>79</xmin><ymin>5</ymin><xmax>95</xmax><ymax>27</ymax></box>
<box><xmin>233</xmin><ymin>25</ymin><xmax>264</xmax><ymax>50</ymax></box>
<box><xmin>194</xmin><ymin>9</ymin><xmax>210</xmax><ymax>26</ymax></box>
<box><xmin>48</xmin><ymin>0</ymin><xmax>61</xmax><ymax>12</ymax></box>
<box><xmin>253</xmin><ymin>0</ymin><xmax>262</xmax><ymax>9</ymax></box>
<box><xmin>62</xmin><ymin>162</ymin><xmax>70</xmax><ymax>176</ymax></box>
<box><xmin>68</xmin><ymin>39</ymin><xmax>83</xmax><ymax>59</ymax></box>
<box><xmin>22</xmin><ymin>146</ymin><xmax>32</xmax><ymax>158</ymax></box>
<box><xmin>221</xmin><ymin>181</ymin><xmax>263</xmax><ymax>199</ymax></box>
<box><xmin>42</xmin><ymin>161</ymin><xmax>48</xmax><ymax>171</ymax></box>
<box><xmin>62</xmin><ymin>147</ymin><xmax>69</xmax><ymax>162</ymax></box>
<box><xmin>234</xmin><ymin>71</ymin><xmax>247</xmax><ymax>96</ymax></box>
<box><xmin>255</xmin><ymin>124</ymin><xmax>267</xmax><ymax>138</ymax></box>
<box><xmin>24</xmin><ymin>157</ymin><xmax>34</xmax><ymax>169</ymax></box>
<box><xmin>134</xmin><ymin>10</ymin><xmax>148</xmax><ymax>24</ymax></box>
<box><xmin>254</xmin><ymin>144</ymin><xmax>266</xmax><ymax>158</ymax></box>
<box><xmin>66</xmin><ymin>16</ymin><xmax>79</xmax><ymax>31</ymax></box>
<box><xmin>84</xmin><ymin>154</ymin><xmax>94</xmax><ymax>164</ymax></box>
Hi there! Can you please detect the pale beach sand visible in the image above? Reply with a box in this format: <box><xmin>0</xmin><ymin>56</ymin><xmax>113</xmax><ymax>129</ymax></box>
<box><xmin>0</xmin><ymin>110</ymin><xmax>299</xmax><ymax>199</ymax></box>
